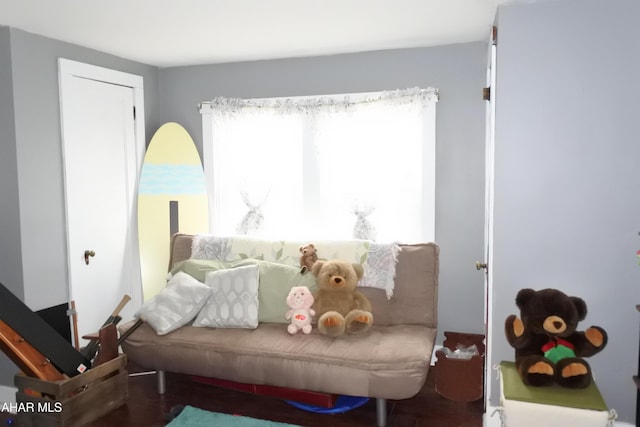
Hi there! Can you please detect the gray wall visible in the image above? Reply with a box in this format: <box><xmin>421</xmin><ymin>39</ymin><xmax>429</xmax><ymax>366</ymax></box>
<box><xmin>0</xmin><ymin>27</ymin><xmax>161</xmax><ymax>385</ymax></box>
<box><xmin>490</xmin><ymin>0</ymin><xmax>640</xmax><ymax>422</ymax></box>
<box><xmin>159</xmin><ymin>43</ymin><xmax>489</xmax><ymax>344</ymax></box>
<box><xmin>0</xmin><ymin>27</ymin><xmax>23</xmax><ymax>300</ymax></box>
<box><xmin>0</xmin><ymin>26</ymin><xmax>25</xmax><ymax>385</ymax></box>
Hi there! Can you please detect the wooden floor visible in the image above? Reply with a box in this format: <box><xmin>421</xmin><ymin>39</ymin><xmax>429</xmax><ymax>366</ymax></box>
<box><xmin>1</xmin><ymin>362</ymin><xmax>484</xmax><ymax>426</ymax></box>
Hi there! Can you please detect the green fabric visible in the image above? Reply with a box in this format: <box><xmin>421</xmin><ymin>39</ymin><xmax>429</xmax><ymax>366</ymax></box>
<box><xmin>170</xmin><ymin>259</ymin><xmax>233</xmax><ymax>282</ymax></box>
<box><xmin>167</xmin><ymin>405</ymin><xmax>302</xmax><ymax>427</ymax></box>
<box><xmin>500</xmin><ymin>361</ymin><xmax>608</xmax><ymax>411</ymax></box>
<box><xmin>232</xmin><ymin>259</ymin><xmax>318</xmax><ymax>323</ymax></box>
<box><xmin>170</xmin><ymin>259</ymin><xmax>318</xmax><ymax>324</ymax></box>
<box><xmin>544</xmin><ymin>343</ymin><xmax>575</xmax><ymax>364</ymax></box>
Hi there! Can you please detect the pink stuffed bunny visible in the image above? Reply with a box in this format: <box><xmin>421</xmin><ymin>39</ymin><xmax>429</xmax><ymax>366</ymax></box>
<box><xmin>285</xmin><ymin>286</ymin><xmax>315</xmax><ymax>334</ymax></box>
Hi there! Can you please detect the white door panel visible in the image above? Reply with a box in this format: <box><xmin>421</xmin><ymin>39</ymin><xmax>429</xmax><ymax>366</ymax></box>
<box><xmin>59</xmin><ymin>59</ymin><xmax>144</xmax><ymax>345</ymax></box>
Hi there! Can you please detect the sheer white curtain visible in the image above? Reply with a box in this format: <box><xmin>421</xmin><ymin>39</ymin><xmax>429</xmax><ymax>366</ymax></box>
<box><xmin>200</xmin><ymin>87</ymin><xmax>438</xmax><ymax>243</ymax></box>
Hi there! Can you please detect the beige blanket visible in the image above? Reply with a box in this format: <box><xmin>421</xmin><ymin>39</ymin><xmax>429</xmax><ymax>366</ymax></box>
<box><xmin>191</xmin><ymin>235</ymin><xmax>400</xmax><ymax>298</ymax></box>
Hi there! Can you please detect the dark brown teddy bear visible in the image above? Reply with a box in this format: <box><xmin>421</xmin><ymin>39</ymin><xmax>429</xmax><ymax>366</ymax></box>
<box><xmin>311</xmin><ymin>259</ymin><xmax>373</xmax><ymax>337</ymax></box>
<box><xmin>505</xmin><ymin>288</ymin><xmax>607</xmax><ymax>388</ymax></box>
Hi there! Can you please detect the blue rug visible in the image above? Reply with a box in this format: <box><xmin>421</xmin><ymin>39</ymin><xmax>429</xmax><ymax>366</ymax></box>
<box><xmin>166</xmin><ymin>406</ymin><xmax>303</xmax><ymax>427</ymax></box>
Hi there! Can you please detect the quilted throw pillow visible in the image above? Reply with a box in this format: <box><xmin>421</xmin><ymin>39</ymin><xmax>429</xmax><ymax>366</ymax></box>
<box><xmin>135</xmin><ymin>271</ymin><xmax>211</xmax><ymax>335</ymax></box>
<box><xmin>194</xmin><ymin>264</ymin><xmax>260</xmax><ymax>329</ymax></box>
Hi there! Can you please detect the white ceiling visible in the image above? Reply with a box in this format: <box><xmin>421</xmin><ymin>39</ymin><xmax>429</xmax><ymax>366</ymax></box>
<box><xmin>0</xmin><ymin>0</ymin><xmax>508</xmax><ymax>68</ymax></box>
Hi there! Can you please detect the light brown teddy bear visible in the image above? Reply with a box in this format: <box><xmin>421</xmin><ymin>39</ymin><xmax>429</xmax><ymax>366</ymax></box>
<box><xmin>299</xmin><ymin>243</ymin><xmax>318</xmax><ymax>274</ymax></box>
<box><xmin>311</xmin><ymin>259</ymin><xmax>373</xmax><ymax>337</ymax></box>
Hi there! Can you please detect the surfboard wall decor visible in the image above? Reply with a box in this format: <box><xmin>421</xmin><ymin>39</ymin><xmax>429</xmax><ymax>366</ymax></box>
<box><xmin>138</xmin><ymin>122</ymin><xmax>209</xmax><ymax>299</ymax></box>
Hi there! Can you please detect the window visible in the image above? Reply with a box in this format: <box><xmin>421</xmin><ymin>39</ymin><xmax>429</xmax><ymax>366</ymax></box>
<box><xmin>200</xmin><ymin>87</ymin><xmax>438</xmax><ymax>243</ymax></box>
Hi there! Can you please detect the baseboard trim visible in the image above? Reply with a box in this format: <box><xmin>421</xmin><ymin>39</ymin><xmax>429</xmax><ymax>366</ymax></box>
<box><xmin>484</xmin><ymin>406</ymin><xmax>501</xmax><ymax>427</ymax></box>
<box><xmin>0</xmin><ymin>385</ymin><xmax>17</xmax><ymax>413</ymax></box>
<box><xmin>484</xmin><ymin>405</ymin><xmax>632</xmax><ymax>427</ymax></box>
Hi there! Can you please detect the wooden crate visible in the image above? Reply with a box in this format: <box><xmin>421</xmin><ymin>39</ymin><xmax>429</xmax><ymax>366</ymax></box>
<box><xmin>14</xmin><ymin>354</ymin><xmax>128</xmax><ymax>427</ymax></box>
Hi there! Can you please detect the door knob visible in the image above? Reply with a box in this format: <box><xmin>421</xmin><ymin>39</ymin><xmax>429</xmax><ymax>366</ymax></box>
<box><xmin>475</xmin><ymin>261</ymin><xmax>487</xmax><ymax>271</ymax></box>
<box><xmin>84</xmin><ymin>250</ymin><xmax>95</xmax><ymax>265</ymax></box>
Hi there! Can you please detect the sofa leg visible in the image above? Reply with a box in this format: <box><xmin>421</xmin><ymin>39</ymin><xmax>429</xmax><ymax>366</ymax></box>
<box><xmin>157</xmin><ymin>370</ymin><xmax>166</xmax><ymax>394</ymax></box>
<box><xmin>376</xmin><ymin>398</ymin><xmax>387</xmax><ymax>427</ymax></box>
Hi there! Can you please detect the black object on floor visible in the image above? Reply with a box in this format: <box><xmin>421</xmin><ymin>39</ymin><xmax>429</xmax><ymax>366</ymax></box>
<box><xmin>165</xmin><ymin>404</ymin><xmax>186</xmax><ymax>421</ymax></box>
<box><xmin>0</xmin><ymin>282</ymin><xmax>90</xmax><ymax>377</ymax></box>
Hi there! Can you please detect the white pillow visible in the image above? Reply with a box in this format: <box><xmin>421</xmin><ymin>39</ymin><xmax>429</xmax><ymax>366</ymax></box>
<box><xmin>194</xmin><ymin>265</ymin><xmax>260</xmax><ymax>329</ymax></box>
<box><xmin>135</xmin><ymin>272</ymin><xmax>211</xmax><ymax>335</ymax></box>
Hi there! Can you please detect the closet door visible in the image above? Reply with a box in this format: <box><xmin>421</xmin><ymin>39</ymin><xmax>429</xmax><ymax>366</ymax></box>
<box><xmin>58</xmin><ymin>59</ymin><xmax>145</xmax><ymax>343</ymax></box>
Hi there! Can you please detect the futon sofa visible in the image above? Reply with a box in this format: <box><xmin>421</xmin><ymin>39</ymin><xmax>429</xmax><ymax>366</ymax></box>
<box><xmin>119</xmin><ymin>233</ymin><xmax>439</xmax><ymax>427</ymax></box>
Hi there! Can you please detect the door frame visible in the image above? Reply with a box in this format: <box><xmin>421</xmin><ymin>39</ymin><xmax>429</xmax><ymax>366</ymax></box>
<box><xmin>58</xmin><ymin>58</ymin><xmax>146</xmax><ymax>340</ymax></box>
<box><xmin>483</xmin><ymin>27</ymin><xmax>497</xmax><ymax>414</ymax></box>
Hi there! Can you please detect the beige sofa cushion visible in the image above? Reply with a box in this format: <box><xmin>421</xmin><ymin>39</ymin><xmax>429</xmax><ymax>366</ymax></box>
<box><xmin>361</xmin><ymin>243</ymin><xmax>439</xmax><ymax>327</ymax></box>
<box><xmin>120</xmin><ymin>320</ymin><xmax>436</xmax><ymax>400</ymax></box>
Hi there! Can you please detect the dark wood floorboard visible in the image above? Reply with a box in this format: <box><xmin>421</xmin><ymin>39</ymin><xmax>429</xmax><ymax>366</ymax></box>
<box><xmin>1</xmin><ymin>362</ymin><xmax>483</xmax><ymax>427</ymax></box>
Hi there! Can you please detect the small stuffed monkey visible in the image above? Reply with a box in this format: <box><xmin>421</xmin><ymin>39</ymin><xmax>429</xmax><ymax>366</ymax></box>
<box><xmin>285</xmin><ymin>286</ymin><xmax>315</xmax><ymax>334</ymax></box>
